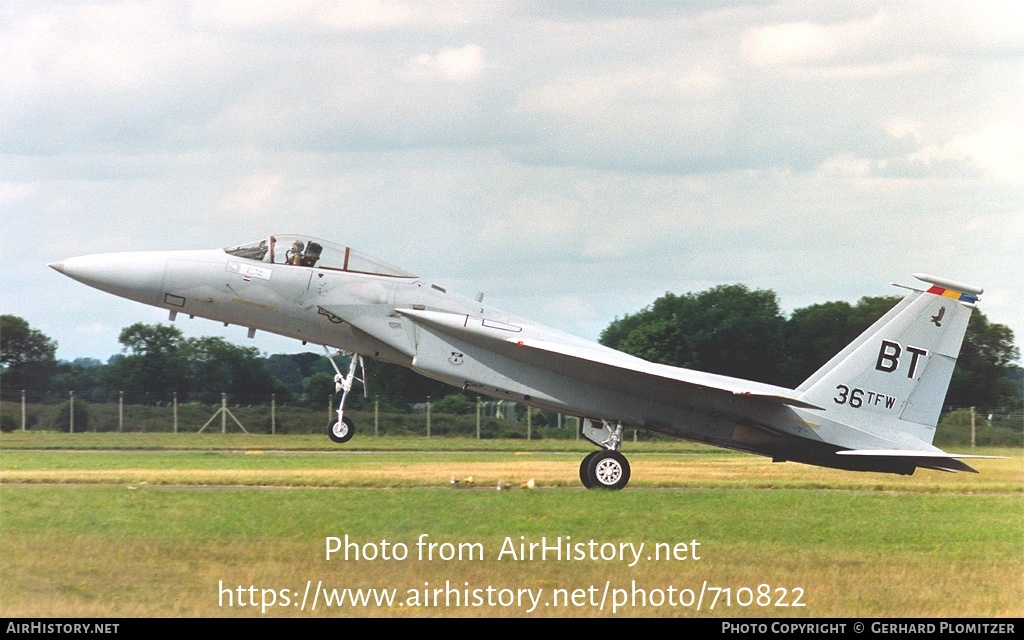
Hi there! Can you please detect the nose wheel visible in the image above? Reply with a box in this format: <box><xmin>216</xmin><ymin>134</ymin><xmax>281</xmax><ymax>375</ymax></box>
<box><xmin>328</xmin><ymin>415</ymin><xmax>355</xmax><ymax>443</ymax></box>
<box><xmin>580</xmin><ymin>450</ymin><xmax>631</xmax><ymax>490</ymax></box>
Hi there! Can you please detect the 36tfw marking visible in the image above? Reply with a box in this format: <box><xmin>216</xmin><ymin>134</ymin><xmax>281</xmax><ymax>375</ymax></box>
<box><xmin>834</xmin><ymin>385</ymin><xmax>897</xmax><ymax>409</ymax></box>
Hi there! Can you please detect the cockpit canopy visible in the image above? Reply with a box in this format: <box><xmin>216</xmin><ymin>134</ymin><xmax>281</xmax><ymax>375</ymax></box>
<box><xmin>224</xmin><ymin>235</ymin><xmax>416</xmax><ymax>278</ymax></box>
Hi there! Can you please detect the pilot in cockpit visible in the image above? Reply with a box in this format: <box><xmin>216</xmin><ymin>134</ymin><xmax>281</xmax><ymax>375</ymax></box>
<box><xmin>288</xmin><ymin>240</ymin><xmax>306</xmax><ymax>266</ymax></box>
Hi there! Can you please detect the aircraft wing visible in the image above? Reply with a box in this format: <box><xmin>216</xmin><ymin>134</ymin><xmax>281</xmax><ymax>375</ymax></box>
<box><xmin>396</xmin><ymin>308</ymin><xmax>823</xmax><ymax>411</ymax></box>
<box><xmin>511</xmin><ymin>337</ymin><xmax>824</xmax><ymax>410</ymax></box>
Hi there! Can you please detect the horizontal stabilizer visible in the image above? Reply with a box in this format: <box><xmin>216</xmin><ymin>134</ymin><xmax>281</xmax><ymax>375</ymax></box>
<box><xmin>835</xmin><ymin>449</ymin><xmax>1002</xmax><ymax>474</ymax></box>
<box><xmin>835</xmin><ymin>449</ymin><xmax>1001</xmax><ymax>459</ymax></box>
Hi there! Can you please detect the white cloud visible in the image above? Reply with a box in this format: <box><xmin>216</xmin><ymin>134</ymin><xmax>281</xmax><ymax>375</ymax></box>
<box><xmin>190</xmin><ymin>0</ymin><xmax>413</xmax><ymax>30</ymax></box>
<box><xmin>949</xmin><ymin>123</ymin><xmax>1024</xmax><ymax>184</ymax></box>
<box><xmin>217</xmin><ymin>173</ymin><xmax>289</xmax><ymax>215</ymax></box>
<box><xmin>741</xmin><ymin>21</ymin><xmax>836</xmax><ymax>67</ymax></box>
<box><xmin>739</xmin><ymin>3</ymin><xmax>1023</xmax><ymax>78</ymax></box>
<box><xmin>405</xmin><ymin>44</ymin><xmax>487</xmax><ymax>82</ymax></box>
<box><xmin>0</xmin><ymin>182</ymin><xmax>40</xmax><ymax>206</ymax></box>
<box><xmin>886</xmin><ymin>119</ymin><xmax>924</xmax><ymax>145</ymax></box>
<box><xmin>867</xmin><ymin>122</ymin><xmax>1024</xmax><ymax>183</ymax></box>
<box><xmin>2</xmin><ymin>1</ymin><xmax>1021</xmax><ymax>361</ymax></box>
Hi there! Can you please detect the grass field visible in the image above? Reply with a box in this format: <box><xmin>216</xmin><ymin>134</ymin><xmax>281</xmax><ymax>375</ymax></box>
<box><xmin>1</xmin><ymin>433</ymin><xmax>1021</xmax><ymax>618</ymax></box>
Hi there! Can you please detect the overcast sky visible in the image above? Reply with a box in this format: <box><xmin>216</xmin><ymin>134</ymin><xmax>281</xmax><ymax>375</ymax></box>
<box><xmin>2</xmin><ymin>0</ymin><xmax>1022</xmax><ymax>367</ymax></box>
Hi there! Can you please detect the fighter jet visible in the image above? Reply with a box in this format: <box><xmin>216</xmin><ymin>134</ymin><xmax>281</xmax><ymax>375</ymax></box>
<box><xmin>50</xmin><ymin>234</ymin><xmax>993</xmax><ymax>489</ymax></box>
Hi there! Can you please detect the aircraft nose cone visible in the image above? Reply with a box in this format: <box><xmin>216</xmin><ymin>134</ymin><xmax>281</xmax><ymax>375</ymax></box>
<box><xmin>51</xmin><ymin>252</ymin><xmax>167</xmax><ymax>307</ymax></box>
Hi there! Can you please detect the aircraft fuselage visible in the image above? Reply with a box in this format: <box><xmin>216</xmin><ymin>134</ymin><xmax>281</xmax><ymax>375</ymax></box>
<box><xmin>50</xmin><ymin>235</ymin><xmax>987</xmax><ymax>486</ymax></box>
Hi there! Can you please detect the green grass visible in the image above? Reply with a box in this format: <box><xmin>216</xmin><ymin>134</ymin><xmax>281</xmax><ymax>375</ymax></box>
<box><xmin>0</xmin><ymin>430</ymin><xmax>729</xmax><ymax>452</ymax></box>
<box><xmin>3</xmin><ymin>448</ymin><xmax>1020</xmax><ymax>492</ymax></box>
<box><xmin>1</xmin><ymin>433</ymin><xmax>1021</xmax><ymax>617</ymax></box>
<box><xmin>2</xmin><ymin>430</ymin><xmax>1017</xmax><ymax>455</ymax></box>
<box><xmin>2</xmin><ymin>435</ymin><xmax>1021</xmax><ymax>494</ymax></box>
<box><xmin>1</xmin><ymin>485</ymin><xmax>1020</xmax><ymax>617</ymax></box>
<box><xmin>2</xmin><ymin>485</ymin><xmax>1018</xmax><ymax>553</ymax></box>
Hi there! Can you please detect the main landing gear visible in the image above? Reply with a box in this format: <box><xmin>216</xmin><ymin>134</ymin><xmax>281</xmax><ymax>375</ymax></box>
<box><xmin>324</xmin><ymin>346</ymin><xmax>363</xmax><ymax>444</ymax></box>
<box><xmin>578</xmin><ymin>419</ymin><xmax>631</xmax><ymax>490</ymax></box>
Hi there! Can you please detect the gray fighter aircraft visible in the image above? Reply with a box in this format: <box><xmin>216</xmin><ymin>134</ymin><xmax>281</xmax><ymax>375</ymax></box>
<box><xmin>50</xmin><ymin>234</ymin><xmax>993</xmax><ymax>489</ymax></box>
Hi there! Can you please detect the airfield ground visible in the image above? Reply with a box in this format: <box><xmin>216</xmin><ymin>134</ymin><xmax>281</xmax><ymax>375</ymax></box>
<box><xmin>1</xmin><ymin>433</ymin><xmax>1021</xmax><ymax>618</ymax></box>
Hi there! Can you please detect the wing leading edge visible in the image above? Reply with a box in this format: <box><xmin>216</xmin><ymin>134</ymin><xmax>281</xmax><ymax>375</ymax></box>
<box><xmin>396</xmin><ymin>307</ymin><xmax>823</xmax><ymax>411</ymax></box>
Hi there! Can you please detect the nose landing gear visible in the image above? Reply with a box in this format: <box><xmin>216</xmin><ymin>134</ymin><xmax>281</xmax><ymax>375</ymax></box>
<box><xmin>323</xmin><ymin>346</ymin><xmax>363</xmax><ymax>445</ymax></box>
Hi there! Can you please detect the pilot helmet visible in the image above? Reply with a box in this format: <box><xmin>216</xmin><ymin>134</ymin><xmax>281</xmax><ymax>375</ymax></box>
<box><xmin>292</xmin><ymin>240</ymin><xmax>305</xmax><ymax>252</ymax></box>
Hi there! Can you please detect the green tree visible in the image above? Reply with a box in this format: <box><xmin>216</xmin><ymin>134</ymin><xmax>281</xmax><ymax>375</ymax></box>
<box><xmin>947</xmin><ymin>311</ymin><xmax>1021</xmax><ymax>409</ymax></box>
<box><xmin>600</xmin><ymin>285</ymin><xmax>786</xmax><ymax>384</ymax></box>
<box><xmin>303</xmin><ymin>372</ymin><xmax>336</xmax><ymax>408</ymax></box>
<box><xmin>432</xmin><ymin>393</ymin><xmax>477</xmax><ymax>415</ymax></box>
<box><xmin>602</xmin><ymin>284</ymin><xmax>1019</xmax><ymax>414</ymax></box>
<box><xmin>53</xmin><ymin>398</ymin><xmax>89</xmax><ymax>433</ymax></box>
<box><xmin>108</xmin><ymin>323</ymin><xmax>190</xmax><ymax>400</ymax></box>
<box><xmin>779</xmin><ymin>295</ymin><xmax>902</xmax><ymax>387</ymax></box>
<box><xmin>264</xmin><ymin>354</ymin><xmax>305</xmax><ymax>395</ymax></box>
<box><xmin>0</xmin><ymin>315</ymin><xmax>57</xmax><ymax>390</ymax></box>
<box><xmin>847</xmin><ymin>295</ymin><xmax>902</xmax><ymax>329</ymax></box>
<box><xmin>783</xmin><ymin>296</ymin><xmax>1018</xmax><ymax>408</ymax></box>
<box><xmin>50</xmin><ymin>360</ymin><xmax>112</xmax><ymax>399</ymax></box>
<box><xmin>779</xmin><ymin>300</ymin><xmax>855</xmax><ymax>387</ymax></box>
<box><xmin>185</xmin><ymin>337</ymin><xmax>282</xmax><ymax>400</ymax></box>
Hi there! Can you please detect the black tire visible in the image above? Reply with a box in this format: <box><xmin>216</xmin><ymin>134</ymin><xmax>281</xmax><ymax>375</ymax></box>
<box><xmin>328</xmin><ymin>415</ymin><xmax>354</xmax><ymax>443</ymax></box>
<box><xmin>579</xmin><ymin>450</ymin><xmax>602</xmax><ymax>488</ymax></box>
<box><xmin>585</xmin><ymin>450</ymin><xmax>630</xmax><ymax>490</ymax></box>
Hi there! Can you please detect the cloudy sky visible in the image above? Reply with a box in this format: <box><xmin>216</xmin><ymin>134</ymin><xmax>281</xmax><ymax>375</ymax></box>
<box><xmin>3</xmin><ymin>0</ymin><xmax>1022</xmax><ymax>366</ymax></box>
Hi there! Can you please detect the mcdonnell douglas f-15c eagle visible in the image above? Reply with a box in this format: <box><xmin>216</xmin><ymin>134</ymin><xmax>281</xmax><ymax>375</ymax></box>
<box><xmin>50</xmin><ymin>234</ymin><xmax>993</xmax><ymax>489</ymax></box>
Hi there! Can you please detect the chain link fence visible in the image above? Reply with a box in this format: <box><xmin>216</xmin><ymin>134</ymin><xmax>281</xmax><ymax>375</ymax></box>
<box><xmin>1</xmin><ymin>389</ymin><xmax>1021</xmax><ymax>446</ymax></box>
<box><xmin>0</xmin><ymin>389</ymin><xmax>586</xmax><ymax>440</ymax></box>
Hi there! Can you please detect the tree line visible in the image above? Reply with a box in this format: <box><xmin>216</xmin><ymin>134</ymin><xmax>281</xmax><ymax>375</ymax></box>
<box><xmin>598</xmin><ymin>285</ymin><xmax>1021</xmax><ymax>411</ymax></box>
<box><xmin>0</xmin><ymin>316</ymin><xmax>468</xmax><ymax>409</ymax></box>
<box><xmin>2</xmin><ymin>284</ymin><xmax>1021</xmax><ymax>414</ymax></box>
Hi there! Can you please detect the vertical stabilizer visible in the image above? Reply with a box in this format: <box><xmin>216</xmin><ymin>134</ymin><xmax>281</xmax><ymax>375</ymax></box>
<box><xmin>798</xmin><ymin>275</ymin><xmax>981</xmax><ymax>446</ymax></box>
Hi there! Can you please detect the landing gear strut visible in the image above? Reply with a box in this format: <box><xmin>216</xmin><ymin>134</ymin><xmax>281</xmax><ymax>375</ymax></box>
<box><xmin>578</xmin><ymin>419</ymin><xmax>631</xmax><ymax>490</ymax></box>
<box><xmin>324</xmin><ymin>346</ymin><xmax>363</xmax><ymax>444</ymax></box>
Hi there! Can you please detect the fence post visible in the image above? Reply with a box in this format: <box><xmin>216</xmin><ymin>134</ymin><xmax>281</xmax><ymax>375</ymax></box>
<box><xmin>221</xmin><ymin>393</ymin><xmax>227</xmax><ymax>434</ymax></box>
<box><xmin>476</xmin><ymin>397</ymin><xmax>481</xmax><ymax>440</ymax></box>
<box><xmin>173</xmin><ymin>392</ymin><xmax>178</xmax><ymax>433</ymax></box>
<box><xmin>69</xmin><ymin>391</ymin><xmax>74</xmax><ymax>434</ymax></box>
<box><xmin>118</xmin><ymin>391</ymin><xmax>124</xmax><ymax>433</ymax></box>
<box><xmin>527</xmin><ymin>406</ymin><xmax>532</xmax><ymax>440</ymax></box>
<box><xmin>21</xmin><ymin>390</ymin><xmax>26</xmax><ymax>432</ymax></box>
<box><xmin>374</xmin><ymin>397</ymin><xmax>379</xmax><ymax>436</ymax></box>
<box><xmin>426</xmin><ymin>396</ymin><xmax>431</xmax><ymax>438</ymax></box>
<box><xmin>970</xmin><ymin>406</ymin><xmax>976</xmax><ymax>449</ymax></box>
<box><xmin>271</xmin><ymin>394</ymin><xmax>276</xmax><ymax>435</ymax></box>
